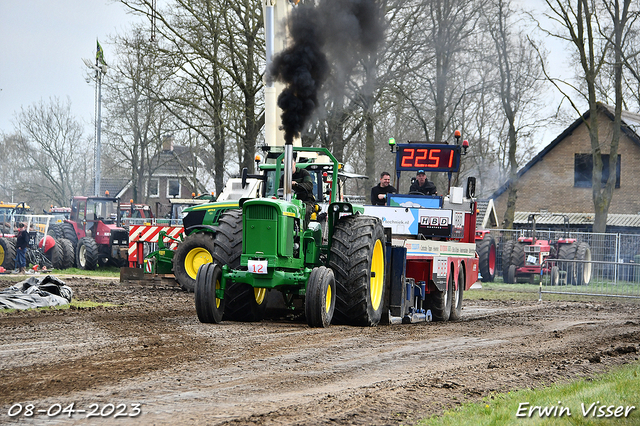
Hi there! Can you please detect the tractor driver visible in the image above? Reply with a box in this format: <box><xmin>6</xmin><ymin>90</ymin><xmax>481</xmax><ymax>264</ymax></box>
<box><xmin>409</xmin><ymin>170</ymin><xmax>437</xmax><ymax>195</ymax></box>
<box><xmin>279</xmin><ymin>153</ymin><xmax>315</xmax><ymax>226</ymax></box>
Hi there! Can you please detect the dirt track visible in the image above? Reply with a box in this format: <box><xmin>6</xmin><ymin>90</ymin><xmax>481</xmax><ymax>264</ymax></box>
<box><xmin>0</xmin><ymin>276</ymin><xmax>639</xmax><ymax>425</ymax></box>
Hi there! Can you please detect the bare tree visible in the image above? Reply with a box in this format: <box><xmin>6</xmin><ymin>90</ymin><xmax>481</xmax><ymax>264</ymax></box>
<box><xmin>12</xmin><ymin>97</ymin><xmax>89</xmax><ymax>208</ymax></box>
<box><xmin>483</xmin><ymin>0</ymin><xmax>547</xmax><ymax>228</ymax></box>
<box><xmin>102</xmin><ymin>28</ymin><xmax>173</xmax><ymax>203</ymax></box>
<box><xmin>544</xmin><ymin>0</ymin><xmax>634</xmax><ymax>232</ymax></box>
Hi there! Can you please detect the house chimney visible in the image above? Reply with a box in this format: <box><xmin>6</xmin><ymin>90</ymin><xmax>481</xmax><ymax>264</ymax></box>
<box><xmin>162</xmin><ymin>135</ymin><xmax>174</xmax><ymax>152</ymax></box>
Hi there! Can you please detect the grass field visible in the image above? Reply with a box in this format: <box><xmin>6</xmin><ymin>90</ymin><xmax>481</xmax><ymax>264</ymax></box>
<box><xmin>421</xmin><ymin>362</ymin><xmax>640</xmax><ymax>425</ymax></box>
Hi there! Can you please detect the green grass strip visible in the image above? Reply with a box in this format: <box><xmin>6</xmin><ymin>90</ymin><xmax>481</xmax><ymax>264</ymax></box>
<box><xmin>421</xmin><ymin>362</ymin><xmax>640</xmax><ymax>425</ymax></box>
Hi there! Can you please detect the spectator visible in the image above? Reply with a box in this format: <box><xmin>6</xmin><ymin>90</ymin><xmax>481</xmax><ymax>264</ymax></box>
<box><xmin>370</xmin><ymin>172</ymin><xmax>396</xmax><ymax>205</ymax></box>
<box><xmin>14</xmin><ymin>223</ymin><xmax>28</xmax><ymax>274</ymax></box>
<box><xmin>409</xmin><ymin>170</ymin><xmax>437</xmax><ymax>195</ymax></box>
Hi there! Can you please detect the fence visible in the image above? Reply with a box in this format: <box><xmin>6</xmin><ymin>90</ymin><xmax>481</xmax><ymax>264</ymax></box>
<box><xmin>486</xmin><ymin>228</ymin><xmax>640</xmax><ymax>299</ymax></box>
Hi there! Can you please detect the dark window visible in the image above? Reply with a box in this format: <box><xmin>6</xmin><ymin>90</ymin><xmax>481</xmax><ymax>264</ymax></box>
<box><xmin>574</xmin><ymin>154</ymin><xmax>620</xmax><ymax>188</ymax></box>
<box><xmin>168</xmin><ymin>178</ymin><xmax>180</xmax><ymax>197</ymax></box>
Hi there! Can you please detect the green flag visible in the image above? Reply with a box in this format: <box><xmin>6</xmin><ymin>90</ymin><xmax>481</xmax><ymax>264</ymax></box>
<box><xmin>96</xmin><ymin>40</ymin><xmax>107</xmax><ymax>66</ymax></box>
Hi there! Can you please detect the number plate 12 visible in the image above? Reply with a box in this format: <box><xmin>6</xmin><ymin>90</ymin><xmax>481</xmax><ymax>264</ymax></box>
<box><xmin>248</xmin><ymin>260</ymin><xmax>268</xmax><ymax>274</ymax></box>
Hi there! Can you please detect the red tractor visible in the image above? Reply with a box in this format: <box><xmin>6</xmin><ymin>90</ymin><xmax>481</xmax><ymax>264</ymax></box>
<box><xmin>501</xmin><ymin>214</ymin><xmax>592</xmax><ymax>285</ymax></box>
<box><xmin>48</xmin><ymin>196</ymin><xmax>129</xmax><ymax>269</ymax></box>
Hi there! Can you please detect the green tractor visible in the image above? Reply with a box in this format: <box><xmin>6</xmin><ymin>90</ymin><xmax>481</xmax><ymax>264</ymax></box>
<box><xmin>171</xmin><ymin>146</ymin><xmax>362</xmax><ymax>292</ymax></box>
<box><xmin>193</xmin><ymin>145</ymin><xmax>385</xmax><ymax>327</ymax></box>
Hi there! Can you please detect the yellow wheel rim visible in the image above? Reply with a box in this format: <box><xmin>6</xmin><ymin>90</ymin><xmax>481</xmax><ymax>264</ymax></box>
<box><xmin>254</xmin><ymin>288</ymin><xmax>267</xmax><ymax>305</ymax></box>
<box><xmin>185</xmin><ymin>248</ymin><xmax>212</xmax><ymax>279</ymax></box>
<box><xmin>215</xmin><ymin>278</ymin><xmax>221</xmax><ymax>309</ymax></box>
<box><xmin>370</xmin><ymin>239</ymin><xmax>384</xmax><ymax>310</ymax></box>
<box><xmin>325</xmin><ymin>282</ymin><xmax>332</xmax><ymax>313</ymax></box>
<box><xmin>0</xmin><ymin>246</ymin><xmax>4</xmax><ymax>265</ymax></box>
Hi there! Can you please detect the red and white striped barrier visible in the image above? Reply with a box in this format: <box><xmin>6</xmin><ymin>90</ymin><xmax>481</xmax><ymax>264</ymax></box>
<box><xmin>128</xmin><ymin>224</ymin><xmax>184</xmax><ymax>267</ymax></box>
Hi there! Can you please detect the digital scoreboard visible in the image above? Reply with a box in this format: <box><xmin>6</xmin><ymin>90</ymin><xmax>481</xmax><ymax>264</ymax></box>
<box><xmin>396</xmin><ymin>144</ymin><xmax>461</xmax><ymax>173</ymax></box>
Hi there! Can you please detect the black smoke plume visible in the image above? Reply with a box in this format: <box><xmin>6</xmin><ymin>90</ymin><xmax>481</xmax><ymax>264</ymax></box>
<box><xmin>269</xmin><ymin>0</ymin><xmax>385</xmax><ymax>145</ymax></box>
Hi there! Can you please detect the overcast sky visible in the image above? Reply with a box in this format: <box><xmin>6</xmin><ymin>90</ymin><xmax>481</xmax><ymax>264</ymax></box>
<box><xmin>0</xmin><ymin>1</ymin><xmax>141</xmax><ymax>134</ymax></box>
<box><xmin>0</xmin><ymin>1</ymin><xmax>569</xmax><ymax>148</ymax></box>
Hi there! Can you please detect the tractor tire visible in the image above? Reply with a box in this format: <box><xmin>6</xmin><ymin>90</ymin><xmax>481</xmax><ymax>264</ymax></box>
<box><xmin>450</xmin><ymin>267</ymin><xmax>465</xmax><ymax>321</ymax></box>
<box><xmin>305</xmin><ymin>266</ymin><xmax>336</xmax><ymax>328</ymax></box>
<box><xmin>47</xmin><ymin>223</ymin><xmax>63</xmax><ymax>240</ymax></box>
<box><xmin>195</xmin><ymin>262</ymin><xmax>225</xmax><ymax>324</ymax></box>
<box><xmin>507</xmin><ymin>264</ymin><xmax>517</xmax><ymax>284</ymax></box>
<box><xmin>173</xmin><ymin>232</ymin><xmax>216</xmax><ymax>292</ymax></box>
<box><xmin>58</xmin><ymin>238</ymin><xmax>75</xmax><ymax>269</ymax></box>
<box><xmin>501</xmin><ymin>239</ymin><xmax>516</xmax><ymax>280</ymax></box>
<box><xmin>44</xmin><ymin>238</ymin><xmax>65</xmax><ymax>270</ymax></box>
<box><xmin>477</xmin><ymin>235</ymin><xmax>496</xmax><ymax>282</ymax></box>
<box><xmin>209</xmin><ymin>209</ymin><xmax>268</xmax><ymax>322</ymax></box>
<box><xmin>329</xmin><ymin>215</ymin><xmax>386</xmax><ymax>326</ymax></box>
<box><xmin>557</xmin><ymin>242</ymin><xmax>577</xmax><ymax>284</ymax></box>
<box><xmin>0</xmin><ymin>237</ymin><xmax>16</xmax><ymax>271</ymax></box>
<box><xmin>574</xmin><ymin>242</ymin><xmax>592</xmax><ymax>286</ymax></box>
<box><xmin>510</xmin><ymin>242</ymin><xmax>526</xmax><ymax>269</ymax></box>
<box><xmin>551</xmin><ymin>265</ymin><xmax>560</xmax><ymax>286</ymax></box>
<box><xmin>76</xmin><ymin>237</ymin><xmax>100</xmax><ymax>270</ymax></box>
<box><xmin>62</xmin><ymin>222</ymin><xmax>78</xmax><ymax>250</ymax></box>
<box><xmin>430</xmin><ymin>267</ymin><xmax>453</xmax><ymax>321</ymax></box>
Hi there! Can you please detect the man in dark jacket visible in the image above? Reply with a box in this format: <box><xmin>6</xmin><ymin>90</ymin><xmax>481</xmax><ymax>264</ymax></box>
<box><xmin>409</xmin><ymin>170</ymin><xmax>437</xmax><ymax>195</ymax></box>
<box><xmin>371</xmin><ymin>172</ymin><xmax>396</xmax><ymax>205</ymax></box>
<box><xmin>14</xmin><ymin>222</ymin><xmax>28</xmax><ymax>274</ymax></box>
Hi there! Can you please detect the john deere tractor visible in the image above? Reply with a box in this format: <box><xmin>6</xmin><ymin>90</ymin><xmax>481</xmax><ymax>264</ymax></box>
<box><xmin>193</xmin><ymin>145</ymin><xmax>385</xmax><ymax>328</ymax></box>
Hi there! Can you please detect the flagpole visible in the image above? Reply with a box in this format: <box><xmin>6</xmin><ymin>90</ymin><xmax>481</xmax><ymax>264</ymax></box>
<box><xmin>83</xmin><ymin>40</ymin><xmax>107</xmax><ymax>197</ymax></box>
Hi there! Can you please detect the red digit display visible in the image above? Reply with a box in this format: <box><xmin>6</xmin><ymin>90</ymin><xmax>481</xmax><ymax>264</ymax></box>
<box><xmin>396</xmin><ymin>144</ymin><xmax>460</xmax><ymax>172</ymax></box>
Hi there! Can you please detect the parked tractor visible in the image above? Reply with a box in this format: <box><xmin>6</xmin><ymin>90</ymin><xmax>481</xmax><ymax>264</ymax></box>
<box><xmin>49</xmin><ymin>196</ymin><xmax>129</xmax><ymax>270</ymax></box>
<box><xmin>501</xmin><ymin>214</ymin><xmax>592</xmax><ymax>285</ymax></box>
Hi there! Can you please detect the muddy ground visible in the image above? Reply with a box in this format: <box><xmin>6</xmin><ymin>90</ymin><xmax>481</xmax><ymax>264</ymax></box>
<box><xmin>0</xmin><ymin>276</ymin><xmax>639</xmax><ymax>425</ymax></box>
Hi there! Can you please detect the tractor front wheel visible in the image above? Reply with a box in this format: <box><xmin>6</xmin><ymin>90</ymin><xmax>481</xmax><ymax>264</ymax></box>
<box><xmin>173</xmin><ymin>232</ymin><xmax>216</xmax><ymax>292</ymax></box>
<box><xmin>305</xmin><ymin>266</ymin><xmax>336</xmax><ymax>328</ymax></box>
<box><xmin>195</xmin><ymin>263</ymin><xmax>225</xmax><ymax>323</ymax></box>
<box><xmin>574</xmin><ymin>242</ymin><xmax>592</xmax><ymax>286</ymax></box>
<box><xmin>58</xmin><ymin>238</ymin><xmax>75</xmax><ymax>269</ymax></box>
<box><xmin>330</xmin><ymin>215</ymin><xmax>386</xmax><ymax>326</ymax></box>
<box><xmin>76</xmin><ymin>237</ymin><xmax>99</xmax><ymax>270</ymax></box>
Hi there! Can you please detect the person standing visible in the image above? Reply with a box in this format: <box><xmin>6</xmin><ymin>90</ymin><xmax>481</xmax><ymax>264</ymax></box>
<box><xmin>14</xmin><ymin>222</ymin><xmax>28</xmax><ymax>274</ymax></box>
<box><xmin>409</xmin><ymin>170</ymin><xmax>437</xmax><ymax>195</ymax></box>
<box><xmin>370</xmin><ymin>172</ymin><xmax>397</xmax><ymax>205</ymax></box>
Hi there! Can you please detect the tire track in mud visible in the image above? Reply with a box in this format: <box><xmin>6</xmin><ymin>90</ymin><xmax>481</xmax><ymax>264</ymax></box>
<box><xmin>0</xmin><ymin>279</ymin><xmax>638</xmax><ymax>425</ymax></box>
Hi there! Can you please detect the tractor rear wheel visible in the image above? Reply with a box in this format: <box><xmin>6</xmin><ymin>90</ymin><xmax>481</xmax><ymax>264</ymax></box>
<box><xmin>173</xmin><ymin>232</ymin><xmax>216</xmax><ymax>292</ymax></box>
<box><xmin>431</xmin><ymin>268</ymin><xmax>453</xmax><ymax>321</ymax></box>
<box><xmin>58</xmin><ymin>238</ymin><xmax>75</xmax><ymax>269</ymax></box>
<box><xmin>477</xmin><ymin>235</ymin><xmax>496</xmax><ymax>282</ymax></box>
<box><xmin>62</xmin><ymin>223</ymin><xmax>78</xmax><ymax>250</ymax></box>
<box><xmin>45</xmin><ymin>238</ymin><xmax>64</xmax><ymax>269</ymax></box>
<box><xmin>195</xmin><ymin>262</ymin><xmax>225</xmax><ymax>323</ymax></box>
<box><xmin>574</xmin><ymin>242</ymin><xmax>592</xmax><ymax>285</ymax></box>
<box><xmin>0</xmin><ymin>238</ymin><xmax>16</xmax><ymax>271</ymax></box>
<box><xmin>450</xmin><ymin>267</ymin><xmax>465</xmax><ymax>321</ymax></box>
<box><xmin>47</xmin><ymin>223</ymin><xmax>63</xmax><ymax>240</ymax></box>
<box><xmin>330</xmin><ymin>215</ymin><xmax>386</xmax><ymax>326</ymax></box>
<box><xmin>305</xmin><ymin>266</ymin><xmax>336</xmax><ymax>328</ymax></box>
<box><xmin>557</xmin><ymin>243</ymin><xmax>577</xmax><ymax>284</ymax></box>
<box><xmin>76</xmin><ymin>237</ymin><xmax>99</xmax><ymax>270</ymax></box>
<box><xmin>501</xmin><ymin>239</ymin><xmax>516</xmax><ymax>280</ymax></box>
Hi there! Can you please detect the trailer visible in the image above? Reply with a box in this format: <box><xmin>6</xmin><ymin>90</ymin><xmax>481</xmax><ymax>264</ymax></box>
<box><xmin>362</xmin><ymin>136</ymin><xmax>479</xmax><ymax>323</ymax></box>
